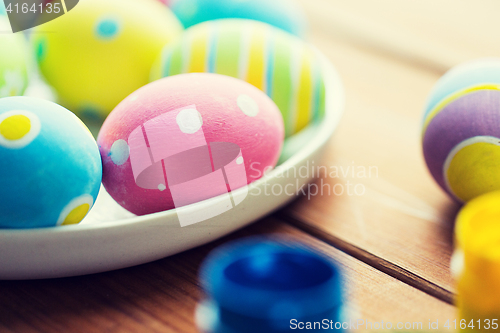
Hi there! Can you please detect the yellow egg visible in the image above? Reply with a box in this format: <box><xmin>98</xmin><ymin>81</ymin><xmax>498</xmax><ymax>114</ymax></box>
<box><xmin>32</xmin><ymin>0</ymin><xmax>183</xmax><ymax>118</ymax></box>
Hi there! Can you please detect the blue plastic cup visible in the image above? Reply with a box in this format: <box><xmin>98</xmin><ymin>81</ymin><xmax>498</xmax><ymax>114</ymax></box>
<box><xmin>196</xmin><ymin>238</ymin><xmax>345</xmax><ymax>332</ymax></box>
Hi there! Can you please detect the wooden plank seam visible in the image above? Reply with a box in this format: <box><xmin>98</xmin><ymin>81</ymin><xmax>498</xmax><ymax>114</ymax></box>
<box><xmin>275</xmin><ymin>212</ymin><xmax>455</xmax><ymax>306</ymax></box>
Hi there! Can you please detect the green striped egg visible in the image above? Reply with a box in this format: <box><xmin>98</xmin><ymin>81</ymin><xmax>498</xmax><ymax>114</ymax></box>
<box><xmin>151</xmin><ymin>19</ymin><xmax>325</xmax><ymax>137</ymax></box>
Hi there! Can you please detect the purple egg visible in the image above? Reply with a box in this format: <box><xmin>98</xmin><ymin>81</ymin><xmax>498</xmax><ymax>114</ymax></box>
<box><xmin>422</xmin><ymin>89</ymin><xmax>500</xmax><ymax>202</ymax></box>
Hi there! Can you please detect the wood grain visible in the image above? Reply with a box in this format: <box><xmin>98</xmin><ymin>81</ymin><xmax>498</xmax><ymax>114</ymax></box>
<box><xmin>297</xmin><ymin>0</ymin><xmax>500</xmax><ymax>73</ymax></box>
<box><xmin>279</xmin><ymin>213</ymin><xmax>454</xmax><ymax>305</ymax></box>
<box><xmin>0</xmin><ymin>218</ymin><xmax>455</xmax><ymax>333</ymax></box>
<box><xmin>283</xmin><ymin>21</ymin><xmax>461</xmax><ymax>294</ymax></box>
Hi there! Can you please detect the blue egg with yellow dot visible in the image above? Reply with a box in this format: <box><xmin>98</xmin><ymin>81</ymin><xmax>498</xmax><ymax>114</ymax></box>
<box><xmin>0</xmin><ymin>97</ymin><xmax>102</xmax><ymax>228</ymax></box>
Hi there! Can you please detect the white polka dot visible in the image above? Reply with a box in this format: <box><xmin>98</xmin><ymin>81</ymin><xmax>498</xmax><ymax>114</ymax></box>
<box><xmin>237</xmin><ymin>94</ymin><xmax>259</xmax><ymax>117</ymax></box>
<box><xmin>176</xmin><ymin>108</ymin><xmax>203</xmax><ymax>134</ymax></box>
<box><xmin>158</xmin><ymin>184</ymin><xmax>166</xmax><ymax>191</ymax></box>
<box><xmin>110</xmin><ymin>139</ymin><xmax>130</xmax><ymax>165</ymax></box>
<box><xmin>236</xmin><ymin>156</ymin><xmax>244</xmax><ymax>165</ymax></box>
<box><xmin>0</xmin><ymin>110</ymin><xmax>41</xmax><ymax>149</ymax></box>
<box><xmin>129</xmin><ymin>94</ymin><xmax>139</xmax><ymax>102</ymax></box>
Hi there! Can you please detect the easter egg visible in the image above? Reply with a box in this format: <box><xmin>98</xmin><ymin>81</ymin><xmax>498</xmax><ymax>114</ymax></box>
<box><xmin>151</xmin><ymin>19</ymin><xmax>325</xmax><ymax>137</ymax></box>
<box><xmin>97</xmin><ymin>73</ymin><xmax>284</xmax><ymax>222</ymax></box>
<box><xmin>422</xmin><ymin>58</ymin><xmax>500</xmax><ymax>202</ymax></box>
<box><xmin>0</xmin><ymin>17</ymin><xmax>28</xmax><ymax>98</ymax></box>
<box><xmin>31</xmin><ymin>0</ymin><xmax>183</xmax><ymax>119</ymax></box>
<box><xmin>0</xmin><ymin>97</ymin><xmax>102</xmax><ymax>228</ymax></box>
<box><xmin>170</xmin><ymin>0</ymin><xmax>306</xmax><ymax>37</ymax></box>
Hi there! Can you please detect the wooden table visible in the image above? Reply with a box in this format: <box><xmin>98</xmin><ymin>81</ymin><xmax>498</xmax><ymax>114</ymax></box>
<box><xmin>3</xmin><ymin>0</ymin><xmax>499</xmax><ymax>331</ymax></box>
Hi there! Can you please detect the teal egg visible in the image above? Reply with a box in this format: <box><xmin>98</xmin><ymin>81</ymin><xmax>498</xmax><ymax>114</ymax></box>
<box><xmin>0</xmin><ymin>97</ymin><xmax>102</xmax><ymax>228</ymax></box>
<box><xmin>170</xmin><ymin>0</ymin><xmax>306</xmax><ymax>37</ymax></box>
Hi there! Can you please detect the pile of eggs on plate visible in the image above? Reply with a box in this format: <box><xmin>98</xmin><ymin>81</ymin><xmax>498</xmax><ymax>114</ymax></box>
<box><xmin>0</xmin><ymin>0</ymin><xmax>325</xmax><ymax>228</ymax></box>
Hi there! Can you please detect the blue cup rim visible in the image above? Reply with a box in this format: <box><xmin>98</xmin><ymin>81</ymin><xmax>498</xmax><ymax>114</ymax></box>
<box><xmin>200</xmin><ymin>237</ymin><xmax>344</xmax><ymax>319</ymax></box>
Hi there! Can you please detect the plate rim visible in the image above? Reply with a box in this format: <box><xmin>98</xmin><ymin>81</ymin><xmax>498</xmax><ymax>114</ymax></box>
<box><xmin>0</xmin><ymin>50</ymin><xmax>345</xmax><ymax>236</ymax></box>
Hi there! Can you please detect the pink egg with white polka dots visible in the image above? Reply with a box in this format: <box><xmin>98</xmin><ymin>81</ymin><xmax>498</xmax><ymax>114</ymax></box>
<box><xmin>97</xmin><ymin>73</ymin><xmax>284</xmax><ymax>216</ymax></box>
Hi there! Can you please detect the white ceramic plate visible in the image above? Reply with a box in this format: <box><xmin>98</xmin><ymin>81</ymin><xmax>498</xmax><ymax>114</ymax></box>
<box><xmin>0</xmin><ymin>52</ymin><xmax>344</xmax><ymax>279</ymax></box>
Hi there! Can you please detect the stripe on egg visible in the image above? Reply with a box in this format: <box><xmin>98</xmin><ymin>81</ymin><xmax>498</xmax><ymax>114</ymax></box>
<box><xmin>312</xmin><ymin>48</ymin><xmax>325</xmax><ymax>123</ymax></box>
<box><xmin>288</xmin><ymin>37</ymin><xmax>304</xmax><ymax>137</ymax></box>
<box><xmin>237</xmin><ymin>21</ymin><xmax>253</xmax><ymax>83</ymax></box>
<box><xmin>207</xmin><ymin>21</ymin><xmax>218</xmax><ymax>73</ymax></box>
<box><xmin>188</xmin><ymin>24</ymin><xmax>210</xmax><ymax>73</ymax></box>
<box><xmin>245</xmin><ymin>23</ymin><xmax>267</xmax><ymax>91</ymax></box>
<box><xmin>271</xmin><ymin>32</ymin><xmax>293</xmax><ymax>133</ymax></box>
<box><xmin>296</xmin><ymin>47</ymin><xmax>315</xmax><ymax>133</ymax></box>
<box><xmin>214</xmin><ymin>23</ymin><xmax>240</xmax><ymax>77</ymax></box>
<box><xmin>422</xmin><ymin>84</ymin><xmax>500</xmax><ymax>137</ymax></box>
<box><xmin>181</xmin><ymin>27</ymin><xmax>194</xmax><ymax>74</ymax></box>
<box><xmin>151</xmin><ymin>47</ymin><xmax>168</xmax><ymax>81</ymax></box>
<box><xmin>443</xmin><ymin>135</ymin><xmax>500</xmax><ymax>202</ymax></box>
<box><xmin>265</xmin><ymin>28</ymin><xmax>276</xmax><ymax>98</ymax></box>
<box><xmin>158</xmin><ymin>45</ymin><xmax>171</xmax><ymax>79</ymax></box>
<box><xmin>168</xmin><ymin>39</ymin><xmax>184</xmax><ymax>76</ymax></box>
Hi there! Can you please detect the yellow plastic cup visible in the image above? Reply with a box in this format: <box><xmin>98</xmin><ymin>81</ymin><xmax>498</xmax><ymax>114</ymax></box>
<box><xmin>454</xmin><ymin>190</ymin><xmax>500</xmax><ymax>331</ymax></box>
